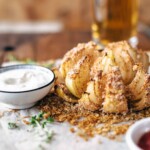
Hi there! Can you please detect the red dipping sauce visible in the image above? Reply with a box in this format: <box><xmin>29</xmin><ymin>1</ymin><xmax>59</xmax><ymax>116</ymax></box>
<box><xmin>138</xmin><ymin>131</ymin><xmax>150</xmax><ymax>150</ymax></box>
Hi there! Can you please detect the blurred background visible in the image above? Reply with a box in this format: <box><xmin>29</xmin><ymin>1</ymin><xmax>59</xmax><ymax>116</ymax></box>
<box><xmin>0</xmin><ymin>0</ymin><xmax>149</xmax><ymax>61</ymax></box>
<box><xmin>0</xmin><ymin>0</ymin><xmax>149</xmax><ymax>30</ymax></box>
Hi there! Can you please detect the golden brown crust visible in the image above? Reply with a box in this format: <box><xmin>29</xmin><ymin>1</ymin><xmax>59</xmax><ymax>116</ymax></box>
<box><xmin>79</xmin><ymin>94</ymin><xmax>100</xmax><ymax>111</ymax></box>
<box><xmin>103</xmin><ymin>66</ymin><xmax>128</xmax><ymax>113</ymax></box>
<box><xmin>106</xmin><ymin>41</ymin><xmax>135</xmax><ymax>84</ymax></box>
<box><xmin>79</xmin><ymin>71</ymin><xmax>105</xmax><ymax>111</ymax></box>
<box><xmin>127</xmin><ymin>64</ymin><xmax>150</xmax><ymax>111</ymax></box>
<box><xmin>60</xmin><ymin>41</ymin><xmax>100</xmax><ymax>78</ymax></box>
<box><xmin>55</xmin><ymin>41</ymin><xmax>150</xmax><ymax>113</ymax></box>
<box><xmin>52</xmin><ymin>68</ymin><xmax>64</xmax><ymax>84</ymax></box>
<box><xmin>55</xmin><ymin>83</ymin><xmax>78</xmax><ymax>103</ymax></box>
<box><xmin>65</xmin><ymin>55</ymin><xmax>92</xmax><ymax>98</ymax></box>
<box><xmin>128</xmin><ymin>64</ymin><xmax>149</xmax><ymax>100</ymax></box>
<box><xmin>137</xmin><ymin>49</ymin><xmax>149</xmax><ymax>72</ymax></box>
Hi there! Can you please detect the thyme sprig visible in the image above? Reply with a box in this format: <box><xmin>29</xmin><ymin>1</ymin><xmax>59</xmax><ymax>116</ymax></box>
<box><xmin>29</xmin><ymin>112</ymin><xmax>55</xmax><ymax>143</ymax></box>
<box><xmin>29</xmin><ymin>112</ymin><xmax>54</xmax><ymax>128</ymax></box>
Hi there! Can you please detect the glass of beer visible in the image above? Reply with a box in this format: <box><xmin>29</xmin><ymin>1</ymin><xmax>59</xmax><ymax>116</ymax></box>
<box><xmin>92</xmin><ymin>0</ymin><xmax>138</xmax><ymax>47</ymax></box>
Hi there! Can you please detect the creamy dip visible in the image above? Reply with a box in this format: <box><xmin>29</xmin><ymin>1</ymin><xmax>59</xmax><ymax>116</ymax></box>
<box><xmin>0</xmin><ymin>69</ymin><xmax>53</xmax><ymax>92</ymax></box>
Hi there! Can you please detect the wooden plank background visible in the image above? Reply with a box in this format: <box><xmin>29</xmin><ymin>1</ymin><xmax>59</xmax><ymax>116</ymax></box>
<box><xmin>0</xmin><ymin>0</ymin><xmax>149</xmax><ymax>30</ymax></box>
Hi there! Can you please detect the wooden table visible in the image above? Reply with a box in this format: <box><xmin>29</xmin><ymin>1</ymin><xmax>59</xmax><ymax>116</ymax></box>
<box><xmin>0</xmin><ymin>31</ymin><xmax>150</xmax><ymax>61</ymax></box>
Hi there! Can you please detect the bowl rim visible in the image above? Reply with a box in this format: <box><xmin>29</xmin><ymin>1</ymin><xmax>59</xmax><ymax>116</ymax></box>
<box><xmin>0</xmin><ymin>64</ymin><xmax>55</xmax><ymax>93</ymax></box>
<box><xmin>126</xmin><ymin>117</ymin><xmax>150</xmax><ymax>150</ymax></box>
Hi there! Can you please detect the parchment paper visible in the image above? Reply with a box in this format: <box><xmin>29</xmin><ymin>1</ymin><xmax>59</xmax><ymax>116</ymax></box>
<box><xmin>0</xmin><ymin>107</ymin><xmax>128</xmax><ymax>150</ymax></box>
<box><xmin>0</xmin><ymin>52</ymin><xmax>149</xmax><ymax>150</ymax></box>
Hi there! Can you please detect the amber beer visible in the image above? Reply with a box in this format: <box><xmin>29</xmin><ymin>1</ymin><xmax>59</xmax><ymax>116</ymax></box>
<box><xmin>92</xmin><ymin>0</ymin><xmax>138</xmax><ymax>46</ymax></box>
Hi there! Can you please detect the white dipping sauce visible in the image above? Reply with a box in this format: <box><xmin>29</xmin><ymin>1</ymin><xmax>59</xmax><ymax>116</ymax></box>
<box><xmin>0</xmin><ymin>69</ymin><xmax>53</xmax><ymax>92</ymax></box>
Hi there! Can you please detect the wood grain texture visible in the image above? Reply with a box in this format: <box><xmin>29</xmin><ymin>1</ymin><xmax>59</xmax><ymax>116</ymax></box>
<box><xmin>0</xmin><ymin>32</ymin><xmax>149</xmax><ymax>62</ymax></box>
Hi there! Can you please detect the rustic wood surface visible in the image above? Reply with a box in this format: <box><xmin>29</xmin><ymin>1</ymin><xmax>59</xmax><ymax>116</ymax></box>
<box><xmin>0</xmin><ymin>31</ymin><xmax>149</xmax><ymax>62</ymax></box>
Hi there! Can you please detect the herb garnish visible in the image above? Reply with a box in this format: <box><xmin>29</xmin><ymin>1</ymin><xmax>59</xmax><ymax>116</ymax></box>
<box><xmin>29</xmin><ymin>112</ymin><xmax>54</xmax><ymax>128</ymax></box>
<box><xmin>8</xmin><ymin>112</ymin><xmax>55</xmax><ymax>144</ymax></box>
<box><xmin>29</xmin><ymin>112</ymin><xmax>55</xmax><ymax>143</ymax></box>
<box><xmin>8</xmin><ymin>122</ymin><xmax>18</xmax><ymax>129</ymax></box>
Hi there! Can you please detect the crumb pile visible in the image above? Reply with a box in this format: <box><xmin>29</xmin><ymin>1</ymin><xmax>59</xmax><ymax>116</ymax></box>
<box><xmin>38</xmin><ymin>94</ymin><xmax>150</xmax><ymax>140</ymax></box>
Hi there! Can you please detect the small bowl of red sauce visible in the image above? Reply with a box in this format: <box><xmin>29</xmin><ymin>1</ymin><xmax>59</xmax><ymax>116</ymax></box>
<box><xmin>126</xmin><ymin>118</ymin><xmax>150</xmax><ymax>150</ymax></box>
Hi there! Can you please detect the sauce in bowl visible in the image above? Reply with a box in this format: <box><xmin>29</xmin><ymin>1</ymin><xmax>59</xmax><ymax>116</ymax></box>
<box><xmin>0</xmin><ymin>65</ymin><xmax>55</xmax><ymax>109</ymax></box>
<box><xmin>138</xmin><ymin>131</ymin><xmax>150</xmax><ymax>150</ymax></box>
<box><xmin>0</xmin><ymin>69</ymin><xmax>53</xmax><ymax>92</ymax></box>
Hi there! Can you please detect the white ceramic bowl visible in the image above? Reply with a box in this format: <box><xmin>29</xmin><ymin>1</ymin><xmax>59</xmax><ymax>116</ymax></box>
<box><xmin>126</xmin><ymin>117</ymin><xmax>150</xmax><ymax>150</ymax></box>
<box><xmin>0</xmin><ymin>64</ymin><xmax>55</xmax><ymax>109</ymax></box>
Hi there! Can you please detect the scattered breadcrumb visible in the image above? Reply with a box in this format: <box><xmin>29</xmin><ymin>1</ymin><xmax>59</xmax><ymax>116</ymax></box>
<box><xmin>22</xmin><ymin>116</ymin><xmax>30</xmax><ymax>118</ymax></box>
<box><xmin>70</xmin><ymin>128</ymin><xmax>75</xmax><ymax>133</ymax></box>
<box><xmin>38</xmin><ymin>94</ymin><xmax>150</xmax><ymax>141</ymax></box>
<box><xmin>23</xmin><ymin>119</ymin><xmax>30</xmax><ymax>125</ymax></box>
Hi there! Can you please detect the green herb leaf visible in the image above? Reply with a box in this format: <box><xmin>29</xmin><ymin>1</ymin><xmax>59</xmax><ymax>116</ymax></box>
<box><xmin>30</xmin><ymin>116</ymin><xmax>38</xmax><ymax>127</ymax></box>
<box><xmin>42</xmin><ymin>120</ymin><xmax>47</xmax><ymax>128</ymax></box>
<box><xmin>8</xmin><ymin>122</ymin><xmax>18</xmax><ymax>129</ymax></box>
<box><xmin>36</xmin><ymin>112</ymin><xmax>44</xmax><ymax>121</ymax></box>
<box><xmin>45</xmin><ymin>131</ymin><xmax>54</xmax><ymax>142</ymax></box>
<box><xmin>29</xmin><ymin>112</ymin><xmax>54</xmax><ymax>128</ymax></box>
<box><xmin>47</xmin><ymin>117</ymin><xmax>54</xmax><ymax>123</ymax></box>
<box><xmin>28</xmin><ymin>112</ymin><xmax>55</xmax><ymax>143</ymax></box>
